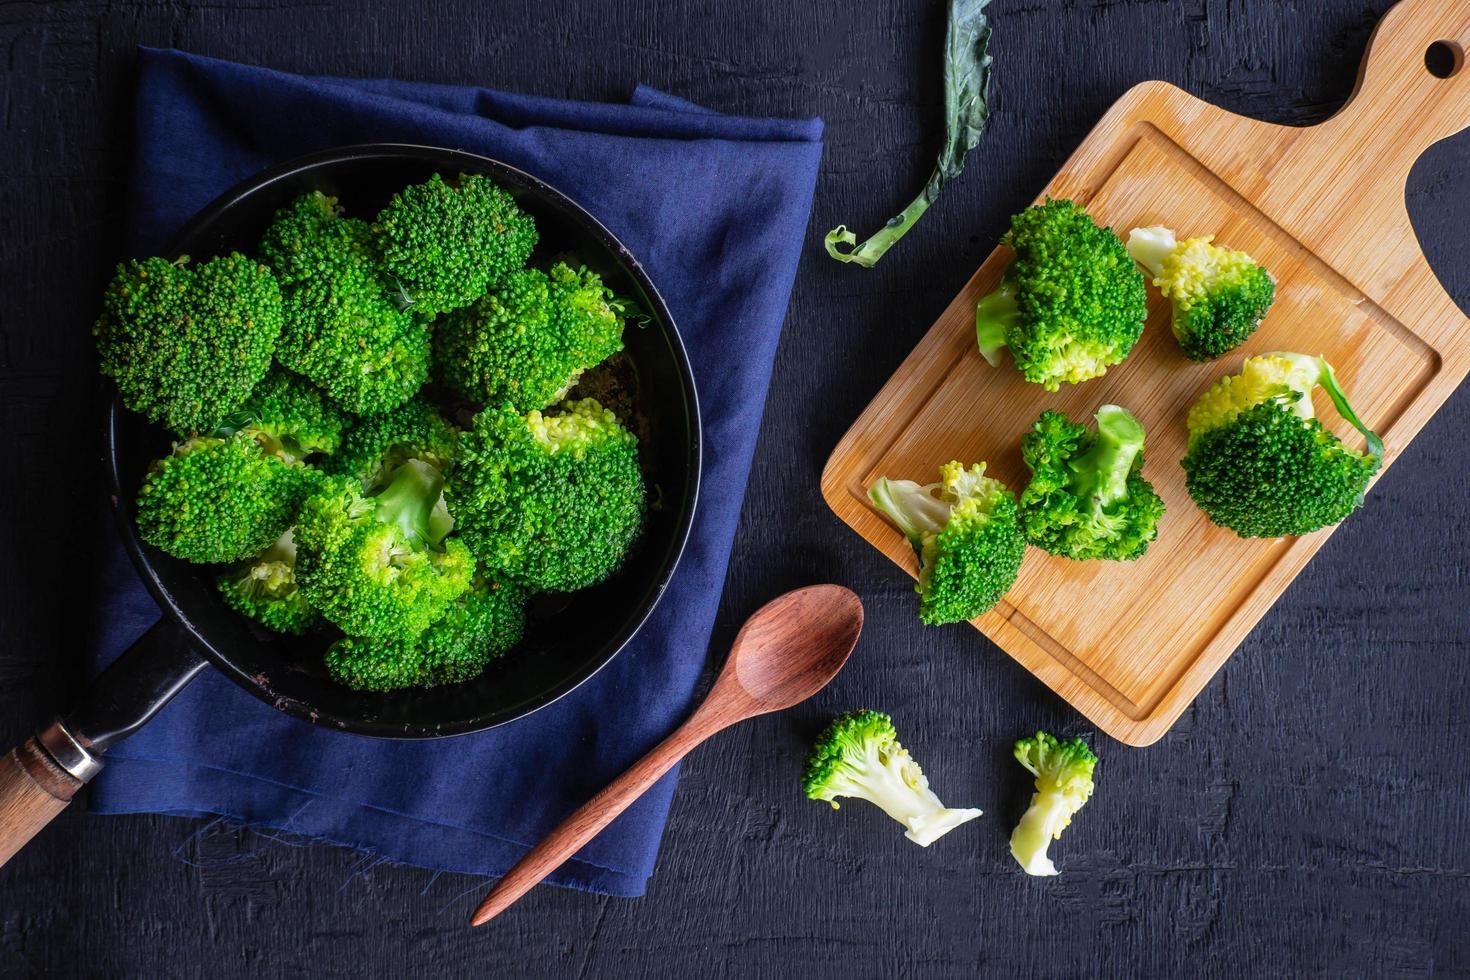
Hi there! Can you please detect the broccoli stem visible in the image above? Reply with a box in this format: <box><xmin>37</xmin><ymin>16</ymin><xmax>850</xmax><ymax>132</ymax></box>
<box><xmin>1269</xmin><ymin>352</ymin><xmax>1385</xmax><ymax>461</ymax></box>
<box><xmin>1318</xmin><ymin>359</ymin><xmax>1386</xmax><ymax>462</ymax></box>
<box><xmin>824</xmin><ymin>195</ymin><xmax>934</xmax><ymax>269</ymax></box>
<box><xmin>1124</xmin><ymin>225</ymin><xmax>1177</xmax><ymax>279</ymax></box>
<box><xmin>1070</xmin><ymin>405</ymin><xmax>1146</xmax><ymax>507</ymax></box>
<box><xmin>372</xmin><ymin>458</ymin><xmax>448</xmax><ymax>549</ymax></box>
<box><xmin>974</xmin><ymin>281</ymin><xmax>1019</xmax><ymax>366</ymax></box>
<box><xmin>839</xmin><ymin>745</ymin><xmax>981</xmax><ymax>847</ymax></box>
<box><xmin>868</xmin><ymin>478</ymin><xmax>952</xmax><ymax>548</ymax></box>
<box><xmin>1009</xmin><ymin>790</ymin><xmax>1070</xmax><ymax>876</ymax></box>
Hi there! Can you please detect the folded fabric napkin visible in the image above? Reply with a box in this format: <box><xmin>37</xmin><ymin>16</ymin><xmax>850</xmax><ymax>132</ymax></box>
<box><xmin>88</xmin><ymin>47</ymin><xmax>822</xmax><ymax>897</ymax></box>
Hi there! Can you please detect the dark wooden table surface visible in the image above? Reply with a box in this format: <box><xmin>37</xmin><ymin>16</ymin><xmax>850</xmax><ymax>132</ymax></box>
<box><xmin>2</xmin><ymin>1</ymin><xmax>1467</xmax><ymax>976</ymax></box>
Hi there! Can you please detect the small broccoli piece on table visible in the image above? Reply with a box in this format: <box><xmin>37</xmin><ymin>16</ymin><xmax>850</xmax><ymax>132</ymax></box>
<box><xmin>1126</xmin><ymin>226</ymin><xmax>1275</xmax><ymax>361</ymax></box>
<box><xmin>95</xmin><ymin>254</ymin><xmax>282</xmax><ymax>435</ymax></box>
<box><xmin>217</xmin><ymin>528</ymin><xmax>319</xmax><ymax>635</ymax></box>
<box><xmin>372</xmin><ymin>173</ymin><xmax>537</xmax><ymax>317</ymax></box>
<box><xmin>136</xmin><ymin>433</ymin><xmax>319</xmax><ymax>564</ymax></box>
<box><xmin>803</xmin><ymin>710</ymin><xmax>981</xmax><ymax>847</ymax></box>
<box><xmin>330</xmin><ymin>396</ymin><xmax>459</xmax><ymax>492</ymax></box>
<box><xmin>448</xmin><ymin>398</ymin><xmax>645</xmax><ymax>593</ymax></box>
<box><xmin>259</xmin><ymin>191</ymin><xmax>429</xmax><ymax>416</ymax></box>
<box><xmin>216</xmin><ymin>368</ymin><xmax>348</xmax><ymax>463</ymax></box>
<box><xmin>868</xmin><ymin>460</ymin><xmax>1025</xmax><ymax>625</ymax></box>
<box><xmin>295</xmin><ymin>461</ymin><xmax>474</xmax><ymax>638</ymax></box>
<box><xmin>433</xmin><ymin>262</ymin><xmax>627</xmax><ymax>412</ymax></box>
<box><xmin>974</xmin><ymin>199</ymin><xmax>1147</xmax><ymax>391</ymax></box>
<box><xmin>1010</xmin><ymin>732</ymin><xmax>1097</xmax><ymax>876</ymax></box>
<box><xmin>1183</xmin><ymin>352</ymin><xmax>1383</xmax><ymax>538</ymax></box>
<box><xmin>324</xmin><ymin>574</ymin><xmax>527</xmax><ymax>692</ymax></box>
<box><xmin>1019</xmin><ymin>405</ymin><xmax>1164</xmax><ymax>561</ymax></box>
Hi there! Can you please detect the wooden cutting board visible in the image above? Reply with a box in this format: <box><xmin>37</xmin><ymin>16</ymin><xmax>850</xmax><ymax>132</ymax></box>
<box><xmin>822</xmin><ymin>0</ymin><xmax>1470</xmax><ymax>746</ymax></box>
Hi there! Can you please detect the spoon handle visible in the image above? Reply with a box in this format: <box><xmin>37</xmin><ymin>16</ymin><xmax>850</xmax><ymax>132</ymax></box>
<box><xmin>470</xmin><ymin>711</ymin><xmax>722</xmax><ymax>926</ymax></box>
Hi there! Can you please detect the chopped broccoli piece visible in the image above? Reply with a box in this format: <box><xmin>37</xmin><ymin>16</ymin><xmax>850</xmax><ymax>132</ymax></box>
<box><xmin>1010</xmin><ymin>732</ymin><xmax>1097</xmax><ymax>876</ymax></box>
<box><xmin>803</xmin><ymin>709</ymin><xmax>982</xmax><ymax>846</ymax></box>
<box><xmin>974</xmin><ymin>199</ymin><xmax>1147</xmax><ymax>390</ymax></box>
<box><xmin>372</xmin><ymin>173</ymin><xmax>537</xmax><ymax>317</ymax></box>
<box><xmin>448</xmin><ymin>398</ymin><xmax>645</xmax><ymax>592</ymax></box>
<box><xmin>217</xmin><ymin>528</ymin><xmax>319</xmax><ymax>635</ymax></box>
<box><xmin>215</xmin><ymin>368</ymin><xmax>348</xmax><ymax>463</ymax></box>
<box><xmin>1183</xmin><ymin>352</ymin><xmax>1383</xmax><ymax>537</ymax></box>
<box><xmin>324</xmin><ymin>574</ymin><xmax>527</xmax><ymax>691</ymax></box>
<box><xmin>1127</xmin><ymin>226</ymin><xmax>1276</xmax><ymax>361</ymax></box>
<box><xmin>135</xmin><ymin>433</ymin><xmax>319</xmax><ymax>564</ymax></box>
<box><xmin>95</xmin><ymin>254</ymin><xmax>283</xmax><ymax>434</ymax></box>
<box><xmin>295</xmin><ymin>461</ymin><xmax>474</xmax><ymax>638</ymax></box>
<box><xmin>259</xmin><ymin>191</ymin><xmax>429</xmax><ymax>416</ymax></box>
<box><xmin>330</xmin><ymin>396</ymin><xmax>459</xmax><ymax>492</ymax></box>
<box><xmin>434</xmin><ymin>262</ymin><xmax>626</xmax><ymax>412</ymax></box>
<box><xmin>1019</xmin><ymin>405</ymin><xmax>1164</xmax><ymax>560</ymax></box>
<box><xmin>868</xmin><ymin>460</ymin><xmax>1025</xmax><ymax>625</ymax></box>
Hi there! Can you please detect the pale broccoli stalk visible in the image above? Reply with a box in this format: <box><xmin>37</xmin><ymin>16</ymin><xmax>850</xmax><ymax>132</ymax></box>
<box><xmin>1010</xmin><ymin>732</ymin><xmax>1097</xmax><ymax>876</ymax></box>
<box><xmin>1072</xmin><ymin>405</ymin><xmax>1146</xmax><ymax>510</ymax></box>
<box><xmin>804</xmin><ymin>710</ymin><xmax>982</xmax><ymax>846</ymax></box>
<box><xmin>973</xmin><ymin>281</ymin><xmax>1020</xmax><ymax>367</ymax></box>
<box><xmin>371</xmin><ymin>458</ymin><xmax>453</xmax><ymax>549</ymax></box>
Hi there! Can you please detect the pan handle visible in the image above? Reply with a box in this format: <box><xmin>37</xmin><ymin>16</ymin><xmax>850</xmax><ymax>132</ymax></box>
<box><xmin>0</xmin><ymin>617</ymin><xmax>207</xmax><ymax>868</ymax></box>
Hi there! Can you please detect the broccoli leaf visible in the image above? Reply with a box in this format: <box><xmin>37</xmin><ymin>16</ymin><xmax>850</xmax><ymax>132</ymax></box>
<box><xmin>825</xmin><ymin>0</ymin><xmax>994</xmax><ymax>268</ymax></box>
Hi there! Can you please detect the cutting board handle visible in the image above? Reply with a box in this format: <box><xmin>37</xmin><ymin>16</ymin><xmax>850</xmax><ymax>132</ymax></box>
<box><xmin>1328</xmin><ymin>0</ymin><xmax>1470</xmax><ymax>157</ymax></box>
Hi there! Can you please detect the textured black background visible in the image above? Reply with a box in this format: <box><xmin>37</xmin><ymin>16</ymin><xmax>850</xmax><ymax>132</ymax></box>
<box><xmin>2</xmin><ymin>1</ymin><xmax>1467</xmax><ymax>976</ymax></box>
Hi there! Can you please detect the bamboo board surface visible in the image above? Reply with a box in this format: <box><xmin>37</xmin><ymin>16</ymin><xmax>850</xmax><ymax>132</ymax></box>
<box><xmin>822</xmin><ymin>0</ymin><xmax>1470</xmax><ymax>746</ymax></box>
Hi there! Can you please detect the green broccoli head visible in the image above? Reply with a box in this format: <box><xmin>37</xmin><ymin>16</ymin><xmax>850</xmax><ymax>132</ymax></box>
<box><xmin>136</xmin><ymin>433</ymin><xmax>319</xmax><ymax>564</ymax></box>
<box><xmin>329</xmin><ymin>396</ymin><xmax>459</xmax><ymax>492</ymax></box>
<box><xmin>217</xmin><ymin>528</ymin><xmax>319</xmax><ymax>635</ymax></box>
<box><xmin>1127</xmin><ymin>226</ymin><xmax>1275</xmax><ymax>361</ymax></box>
<box><xmin>372</xmin><ymin>173</ymin><xmax>537</xmax><ymax>317</ymax></box>
<box><xmin>294</xmin><ymin>461</ymin><xmax>474</xmax><ymax>638</ymax></box>
<box><xmin>433</xmin><ymin>262</ymin><xmax>628</xmax><ymax>413</ymax></box>
<box><xmin>448</xmin><ymin>398</ymin><xmax>646</xmax><ymax>592</ymax></box>
<box><xmin>215</xmin><ymin>368</ymin><xmax>348</xmax><ymax>463</ymax></box>
<box><xmin>974</xmin><ymin>199</ymin><xmax>1147</xmax><ymax>391</ymax></box>
<box><xmin>1019</xmin><ymin>405</ymin><xmax>1164</xmax><ymax>561</ymax></box>
<box><xmin>803</xmin><ymin>709</ymin><xmax>982</xmax><ymax>847</ymax></box>
<box><xmin>1182</xmin><ymin>352</ymin><xmax>1383</xmax><ymax>538</ymax></box>
<box><xmin>868</xmin><ymin>460</ymin><xmax>1025</xmax><ymax>626</ymax></box>
<box><xmin>1010</xmin><ymin>731</ymin><xmax>1097</xmax><ymax>876</ymax></box>
<box><xmin>95</xmin><ymin>254</ymin><xmax>283</xmax><ymax>434</ymax></box>
<box><xmin>259</xmin><ymin>191</ymin><xmax>429</xmax><ymax>416</ymax></box>
<box><xmin>324</xmin><ymin>573</ymin><xmax>527</xmax><ymax>692</ymax></box>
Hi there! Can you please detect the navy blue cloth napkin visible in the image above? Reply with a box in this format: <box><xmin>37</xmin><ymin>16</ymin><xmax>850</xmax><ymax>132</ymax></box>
<box><xmin>88</xmin><ymin>47</ymin><xmax>822</xmax><ymax>897</ymax></box>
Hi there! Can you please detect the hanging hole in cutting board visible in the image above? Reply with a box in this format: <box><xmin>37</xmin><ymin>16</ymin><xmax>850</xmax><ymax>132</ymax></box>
<box><xmin>1424</xmin><ymin>40</ymin><xmax>1463</xmax><ymax>79</ymax></box>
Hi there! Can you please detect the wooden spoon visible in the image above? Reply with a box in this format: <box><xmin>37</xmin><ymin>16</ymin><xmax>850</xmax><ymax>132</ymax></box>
<box><xmin>470</xmin><ymin>584</ymin><xmax>863</xmax><ymax>926</ymax></box>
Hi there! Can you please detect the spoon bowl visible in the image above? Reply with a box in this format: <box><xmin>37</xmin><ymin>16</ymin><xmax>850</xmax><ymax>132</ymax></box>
<box><xmin>471</xmin><ymin>583</ymin><xmax>863</xmax><ymax>926</ymax></box>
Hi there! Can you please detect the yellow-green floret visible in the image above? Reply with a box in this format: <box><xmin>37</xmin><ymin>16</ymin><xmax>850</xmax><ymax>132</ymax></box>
<box><xmin>1182</xmin><ymin>352</ymin><xmax>1383</xmax><ymax>538</ymax></box>
<box><xmin>868</xmin><ymin>460</ymin><xmax>1024</xmax><ymax>625</ymax></box>
<box><xmin>259</xmin><ymin>191</ymin><xmax>429</xmax><ymax>415</ymax></box>
<box><xmin>217</xmin><ymin>528</ymin><xmax>319</xmax><ymax>635</ymax></box>
<box><xmin>974</xmin><ymin>199</ymin><xmax>1147</xmax><ymax>390</ymax></box>
<box><xmin>136</xmin><ymin>433</ymin><xmax>319</xmax><ymax>564</ymax></box>
<box><xmin>1126</xmin><ymin>226</ymin><xmax>1275</xmax><ymax>361</ymax></box>
<box><xmin>372</xmin><ymin>173</ymin><xmax>537</xmax><ymax>317</ymax></box>
<box><xmin>1010</xmin><ymin>732</ymin><xmax>1097</xmax><ymax>876</ymax></box>
<box><xmin>329</xmin><ymin>396</ymin><xmax>459</xmax><ymax>492</ymax></box>
<box><xmin>294</xmin><ymin>461</ymin><xmax>474</xmax><ymax>638</ymax></box>
<box><xmin>324</xmin><ymin>574</ymin><xmax>527</xmax><ymax>692</ymax></box>
<box><xmin>1019</xmin><ymin>405</ymin><xmax>1164</xmax><ymax>560</ymax></box>
<box><xmin>95</xmin><ymin>254</ymin><xmax>283</xmax><ymax>434</ymax></box>
<box><xmin>447</xmin><ymin>398</ymin><xmax>646</xmax><ymax>592</ymax></box>
<box><xmin>433</xmin><ymin>262</ymin><xmax>627</xmax><ymax>412</ymax></box>
<box><xmin>803</xmin><ymin>709</ymin><xmax>982</xmax><ymax>847</ymax></box>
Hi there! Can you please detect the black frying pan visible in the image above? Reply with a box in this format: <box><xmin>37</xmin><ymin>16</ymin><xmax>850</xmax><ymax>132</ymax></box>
<box><xmin>0</xmin><ymin>145</ymin><xmax>701</xmax><ymax>866</ymax></box>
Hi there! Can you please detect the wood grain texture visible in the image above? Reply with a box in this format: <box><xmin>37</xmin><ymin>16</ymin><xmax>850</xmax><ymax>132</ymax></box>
<box><xmin>0</xmin><ymin>742</ymin><xmax>80</xmax><ymax>868</ymax></box>
<box><xmin>823</xmin><ymin>0</ymin><xmax>1470</xmax><ymax>745</ymax></box>
<box><xmin>0</xmin><ymin>0</ymin><xmax>1465</xmax><ymax>976</ymax></box>
<box><xmin>471</xmin><ymin>585</ymin><xmax>861</xmax><ymax>924</ymax></box>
